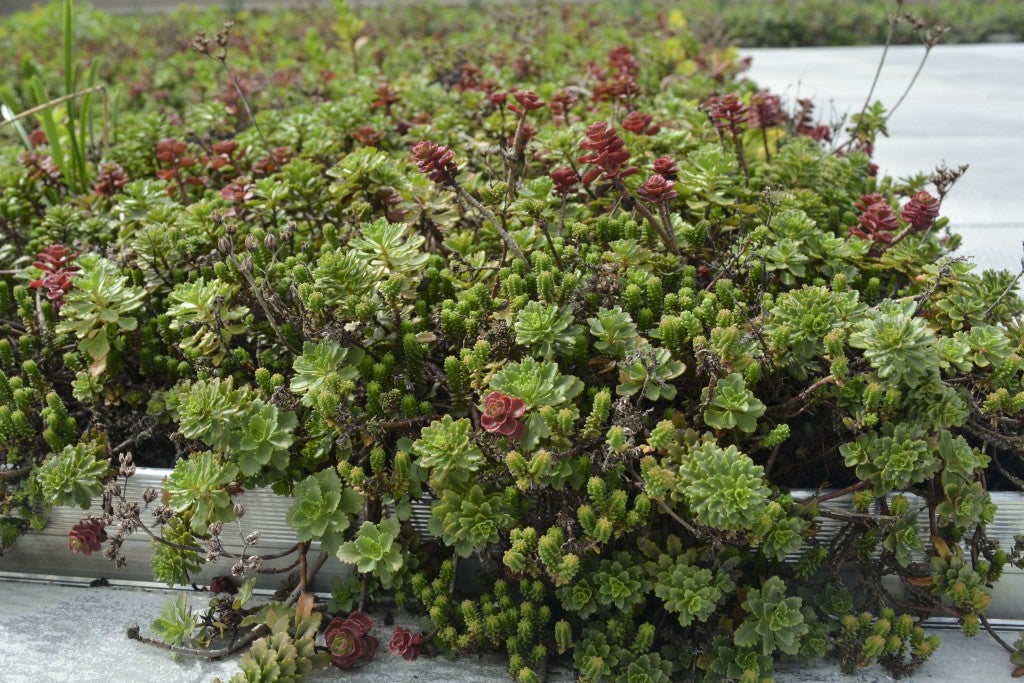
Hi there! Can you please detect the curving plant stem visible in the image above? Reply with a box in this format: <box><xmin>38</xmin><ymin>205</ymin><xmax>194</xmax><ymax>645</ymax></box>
<box><xmin>451</xmin><ymin>182</ymin><xmax>532</xmax><ymax>270</ymax></box>
<box><xmin>127</xmin><ymin>551</ymin><xmax>330</xmax><ymax>660</ymax></box>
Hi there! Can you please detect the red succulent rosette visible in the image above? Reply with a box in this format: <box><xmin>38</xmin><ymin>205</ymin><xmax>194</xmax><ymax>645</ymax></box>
<box><xmin>621</xmin><ymin>111</ymin><xmax>659</xmax><ymax>136</ymax></box>
<box><xmin>508</xmin><ymin>89</ymin><xmax>546</xmax><ymax>116</ymax></box>
<box><xmin>652</xmin><ymin>155</ymin><xmax>679</xmax><ymax>180</ymax></box>
<box><xmin>411</xmin><ymin>141</ymin><xmax>458</xmax><ymax>185</ymax></box>
<box><xmin>849</xmin><ymin>197</ymin><xmax>899</xmax><ymax>243</ymax></box>
<box><xmin>325</xmin><ymin>611</ymin><xmax>378</xmax><ymax>670</ymax></box>
<box><xmin>29</xmin><ymin>244</ymin><xmax>80</xmax><ymax>309</ymax></box>
<box><xmin>702</xmin><ymin>93</ymin><xmax>748</xmax><ymax>135</ymax></box>
<box><xmin>550</xmin><ymin>166</ymin><xmax>580</xmax><ymax>195</ymax></box>
<box><xmin>388</xmin><ymin>626</ymin><xmax>425</xmax><ymax>661</ymax></box>
<box><xmin>901</xmin><ymin>190</ymin><xmax>940</xmax><ymax>232</ymax></box>
<box><xmin>577</xmin><ymin>121</ymin><xmax>637</xmax><ymax>185</ymax></box>
<box><xmin>92</xmin><ymin>161</ymin><xmax>129</xmax><ymax>196</ymax></box>
<box><xmin>748</xmin><ymin>91</ymin><xmax>783</xmax><ymax>129</ymax></box>
<box><xmin>637</xmin><ymin>174</ymin><xmax>676</xmax><ymax>204</ymax></box>
<box><xmin>209</xmin><ymin>575</ymin><xmax>238</xmax><ymax>595</ymax></box>
<box><xmin>68</xmin><ymin>518</ymin><xmax>107</xmax><ymax>555</ymax></box>
<box><xmin>481</xmin><ymin>391</ymin><xmax>527</xmax><ymax>439</ymax></box>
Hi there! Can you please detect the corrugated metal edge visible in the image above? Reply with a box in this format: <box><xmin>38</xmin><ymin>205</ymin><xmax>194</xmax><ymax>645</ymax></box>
<box><xmin>3</xmin><ymin>475</ymin><xmax>1022</xmax><ymax>620</ymax></box>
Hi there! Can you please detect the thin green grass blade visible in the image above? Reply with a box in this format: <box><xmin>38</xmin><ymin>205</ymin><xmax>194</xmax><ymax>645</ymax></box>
<box><xmin>29</xmin><ymin>77</ymin><xmax>66</xmax><ymax>177</ymax></box>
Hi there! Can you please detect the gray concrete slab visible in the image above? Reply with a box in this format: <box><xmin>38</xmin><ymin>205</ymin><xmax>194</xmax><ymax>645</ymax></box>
<box><xmin>744</xmin><ymin>45</ymin><xmax>1024</xmax><ymax>273</ymax></box>
<box><xmin>0</xmin><ymin>579</ymin><xmax>1019</xmax><ymax>682</ymax></box>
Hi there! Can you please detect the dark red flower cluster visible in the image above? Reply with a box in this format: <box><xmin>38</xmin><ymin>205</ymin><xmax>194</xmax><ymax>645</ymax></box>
<box><xmin>29</xmin><ymin>128</ymin><xmax>47</xmax><ymax>148</ymax></box>
<box><xmin>652</xmin><ymin>156</ymin><xmax>679</xmax><ymax>180</ymax></box>
<box><xmin>352</xmin><ymin>125</ymin><xmax>384</xmax><ymax>147</ymax></box>
<box><xmin>577</xmin><ymin>121</ymin><xmax>637</xmax><ymax>185</ymax></box>
<box><xmin>621</xmin><ymin>111</ymin><xmax>660</xmax><ymax>136</ymax></box>
<box><xmin>252</xmin><ymin>147</ymin><xmax>292</xmax><ymax>176</ymax></box>
<box><xmin>388</xmin><ymin>627</ymin><xmax>424</xmax><ymax>661</ymax></box>
<box><xmin>598</xmin><ymin>45</ymin><xmax>641</xmax><ymax>101</ymax></box>
<box><xmin>220</xmin><ymin>179</ymin><xmax>254</xmax><ymax>217</ymax></box>
<box><xmin>748</xmin><ymin>92</ymin><xmax>783</xmax><ymax>129</ymax></box>
<box><xmin>207</xmin><ymin>139</ymin><xmax>242</xmax><ymax>171</ymax></box>
<box><xmin>703</xmin><ymin>94</ymin><xmax>748</xmax><ymax>135</ymax></box>
<box><xmin>549</xmin><ymin>90</ymin><xmax>579</xmax><ymax>127</ymax></box>
<box><xmin>901</xmin><ymin>190</ymin><xmax>941</xmax><ymax>232</ymax></box>
<box><xmin>508</xmin><ymin>90</ymin><xmax>546</xmax><ymax>116</ymax></box>
<box><xmin>481</xmin><ymin>391</ymin><xmax>527</xmax><ymax>439</ymax></box>
<box><xmin>793</xmin><ymin>99</ymin><xmax>832</xmax><ymax>142</ymax></box>
<box><xmin>29</xmin><ymin>244</ymin><xmax>80</xmax><ymax>309</ymax></box>
<box><xmin>325</xmin><ymin>611</ymin><xmax>378</xmax><ymax>670</ymax></box>
<box><xmin>550</xmin><ymin>166</ymin><xmax>579</xmax><ymax>195</ymax></box>
<box><xmin>209</xmin><ymin>575</ymin><xmax>238</xmax><ymax>595</ymax></box>
<box><xmin>19</xmin><ymin>151</ymin><xmax>61</xmax><ymax>184</ymax></box>
<box><xmin>411</xmin><ymin>141</ymin><xmax>458</xmax><ymax>185</ymax></box>
<box><xmin>68</xmin><ymin>518</ymin><xmax>107</xmax><ymax>555</ymax></box>
<box><xmin>637</xmin><ymin>174</ymin><xmax>677</xmax><ymax>204</ymax></box>
<box><xmin>848</xmin><ymin>194</ymin><xmax>899</xmax><ymax>242</ymax></box>
<box><xmin>92</xmin><ymin>161</ymin><xmax>130</xmax><ymax>196</ymax></box>
<box><xmin>156</xmin><ymin>138</ymin><xmax>197</xmax><ymax>178</ymax></box>
<box><xmin>372</xmin><ymin>82</ymin><xmax>399</xmax><ymax>112</ymax></box>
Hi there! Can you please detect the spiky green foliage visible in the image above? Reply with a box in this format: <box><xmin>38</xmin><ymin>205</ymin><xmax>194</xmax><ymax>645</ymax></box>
<box><xmin>55</xmin><ymin>254</ymin><xmax>145</xmax><ymax>375</ymax></box>
<box><xmin>428</xmin><ymin>484</ymin><xmax>514</xmax><ymax>558</ymax></box>
<box><xmin>703</xmin><ymin>372</ymin><xmax>766</xmax><ymax>434</ymax></box>
<box><xmin>35</xmin><ymin>441</ymin><xmax>108</xmax><ymax>508</ymax></box>
<box><xmin>337</xmin><ymin>516</ymin><xmax>404</xmax><ymax>588</ymax></box>
<box><xmin>412</xmin><ymin>415</ymin><xmax>484</xmax><ymax>487</ymax></box>
<box><xmin>677</xmin><ymin>441</ymin><xmax>770</xmax><ymax>531</ymax></box>
<box><xmin>166</xmin><ymin>278</ymin><xmax>250</xmax><ymax>366</ymax></box>
<box><xmin>515</xmin><ymin>301</ymin><xmax>583</xmax><ymax>359</ymax></box>
<box><xmin>285</xmin><ymin>470</ymin><xmax>362</xmax><ymax>555</ymax></box>
<box><xmin>232</xmin><ymin>400</ymin><xmax>297</xmax><ymax>476</ymax></box>
<box><xmin>734</xmin><ymin>576</ymin><xmax>811</xmax><ymax>656</ymax></box>
<box><xmin>227</xmin><ymin>605</ymin><xmax>329</xmax><ymax>682</ymax></box>
<box><xmin>165</xmin><ymin>451</ymin><xmax>239</xmax><ymax>533</ymax></box>
<box><xmin>2</xmin><ymin>2</ymin><xmax>1023</xmax><ymax>679</ymax></box>
<box><xmin>289</xmin><ymin>341</ymin><xmax>364</xmax><ymax>407</ymax></box>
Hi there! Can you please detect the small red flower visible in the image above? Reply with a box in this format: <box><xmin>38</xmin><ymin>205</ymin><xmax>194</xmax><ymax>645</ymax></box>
<box><xmin>388</xmin><ymin>626</ymin><xmax>425</xmax><ymax>661</ymax></box>
<box><xmin>68</xmin><ymin>519</ymin><xmax>107</xmax><ymax>555</ymax></box>
<box><xmin>325</xmin><ymin>611</ymin><xmax>378</xmax><ymax>670</ymax></box>
<box><xmin>901</xmin><ymin>191</ymin><xmax>940</xmax><ymax>232</ymax></box>
<box><xmin>637</xmin><ymin>174</ymin><xmax>676</xmax><ymax>204</ymax></box>
<box><xmin>550</xmin><ymin>166</ymin><xmax>580</xmax><ymax>195</ymax></box>
<box><xmin>411</xmin><ymin>141</ymin><xmax>458</xmax><ymax>185</ymax></box>
<box><xmin>481</xmin><ymin>391</ymin><xmax>527</xmax><ymax>439</ymax></box>
<box><xmin>508</xmin><ymin>89</ymin><xmax>546</xmax><ymax>116</ymax></box>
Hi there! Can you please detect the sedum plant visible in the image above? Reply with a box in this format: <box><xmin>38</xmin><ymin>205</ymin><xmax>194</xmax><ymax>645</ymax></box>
<box><xmin>2</xmin><ymin>1</ymin><xmax>1023</xmax><ymax>681</ymax></box>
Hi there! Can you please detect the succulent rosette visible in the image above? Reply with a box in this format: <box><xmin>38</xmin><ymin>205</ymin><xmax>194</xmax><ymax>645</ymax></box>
<box><xmin>324</xmin><ymin>611</ymin><xmax>378</xmax><ymax>670</ymax></box>
<box><xmin>480</xmin><ymin>391</ymin><xmax>527</xmax><ymax>439</ymax></box>
<box><xmin>67</xmin><ymin>518</ymin><xmax>107</xmax><ymax>555</ymax></box>
<box><xmin>388</xmin><ymin>626</ymin><xmax>425</xmax><ymax>660</ymax></box>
